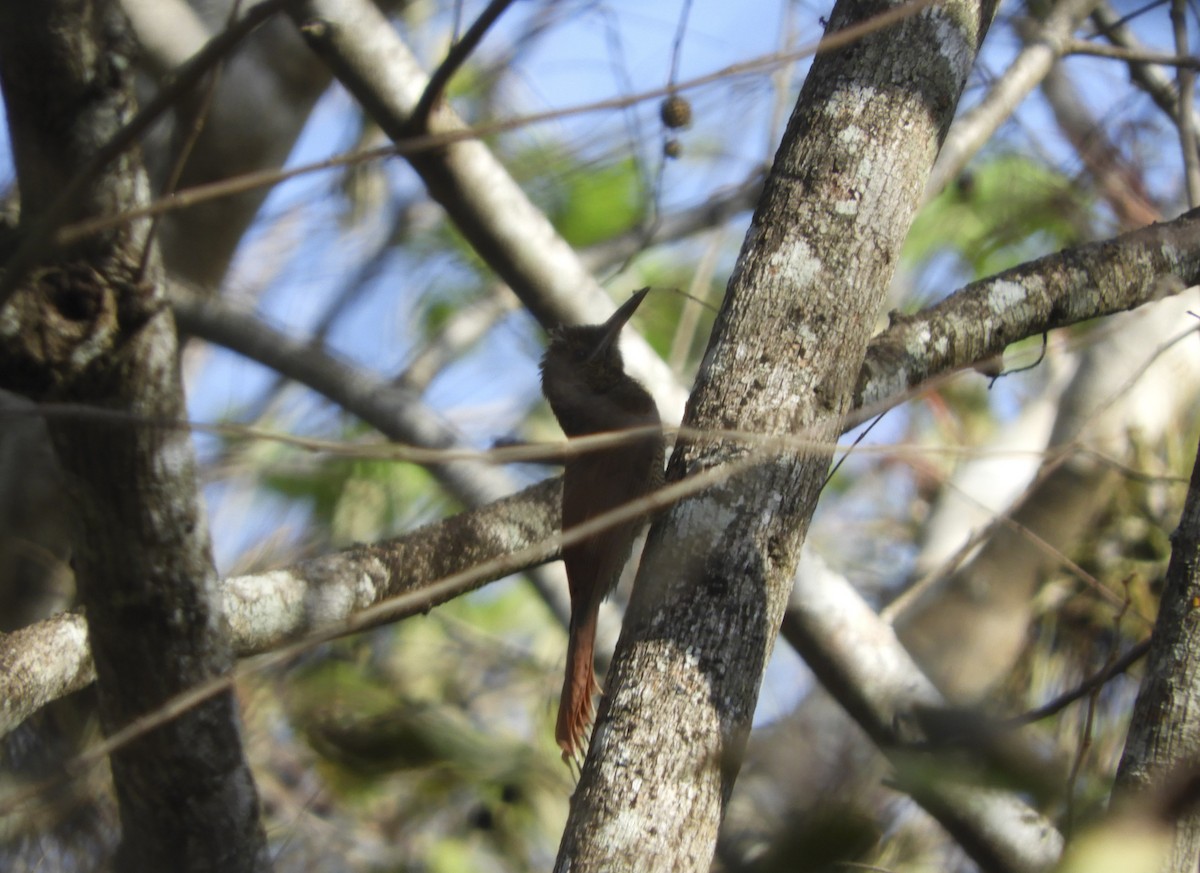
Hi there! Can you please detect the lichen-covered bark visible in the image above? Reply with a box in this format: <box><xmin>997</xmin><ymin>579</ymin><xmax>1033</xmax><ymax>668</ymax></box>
<box><xmin>556</xmin><ymin>0</ymin><xmax>999</xmax><ymax>869</ymax></box>
<box><xmin>855</xmin><ymin>209</ymin><xmax>1200</xmax><ymax>422</ymax></box>
<box><xmin>0</xmin><ymin>3</ymin><xmax>268</xmax><ymax>870</ymax></box>
<box><xmin>1115</xmin><ymin>436</ymin><xmax>1200</xmax><ymax>871</ymax></box>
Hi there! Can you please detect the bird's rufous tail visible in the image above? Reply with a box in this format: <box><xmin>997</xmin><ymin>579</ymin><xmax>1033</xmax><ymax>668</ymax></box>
<box><xmin>555</xmin><ymin>611</ymin><xmax>601</xmax><ymax>762</ymax></box>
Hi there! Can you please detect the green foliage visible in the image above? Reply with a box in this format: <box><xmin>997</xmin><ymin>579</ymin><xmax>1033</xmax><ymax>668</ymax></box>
<box><xmin>905</xmin><ymin>154</ymin><xmax>1087</xmax><ymax>280</ymax></box>
<box><xmin>503</xmin><ymin>139</ymin><xmax>646</xmax><ymax>248</ymax></box>
<box><xmin>552</xmin><ymin>156</ymin><xmax>644</xmax><ymax>247</ymax></box>
<box><xmin>422</xmin><ymin>296</ymin><xmax>460</xmax><ymax>337</ymax></box>
<box><xmin>257</xmin><ymin>437</ymin><xmax>448</xmax><ymax>547</ymax></box>
<box><xmin>294</xmin><ymin>665</ymin><xmax>502</xmax><ymax>776</ymax></box>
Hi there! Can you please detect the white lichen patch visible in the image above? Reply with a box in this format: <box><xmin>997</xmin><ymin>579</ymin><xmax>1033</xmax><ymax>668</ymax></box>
<box><xmin>0</xmin><ymin>301</ymin><xmax>19</xmax><ymax>338</ymax></box>
<box><xmin>838</xmin><ymin>125</ymin><xmax>867</xmax><ymax>147</ymax></box>
<box><xmin>765</xmin><ymin>237</ymin><xmax>822</xmax><ymax>288</ymax></box>
<box><xmin>308</xmin><ymin>568</ymin><xmax>380</xmax><ymax>624</ymax></box>
<box><xmin>794</xmin><ymin>321</ymin><xmax>820</xmax><ymax>350</ymax></box>
<box><xmin>988</xmin><ymin>280</ymin><xmax>1027</xmax><ymax>313</ymax></box>
<box><xmin>69</xmin><ymin>328</ymin><xmax>111</xmax><ymax>372</ymax></box>
<box><xmin>60</xmin><ymin>613</ymin><xmax>90</xmax><ymax>648</ymax></box>
<box><xmin>925</xmin><ymin>6</ymin><xmax>975</xmax><ymax>79</ymax></box>
<box><xmin>153</xmin><ymin>431</ymin><xmax>196</xmax><ymax>483</ymax></box>
<box><xmin>853</xmin><ymin>153</ymin><xmax>877</xmax><ymax>185</ymax></box>
<box><xmin>674</xmin><ymin>491</ymin><xmax>739</xmax><ymax>541</ymax></box>
<box><xmin>823</xmin><ymin>84</ymin><xmax>880</xmax><ymax>121</ymax></box>
<box><xmin>223</xmin><ymin>569</ymin><xmax>308</xmax><ymax>646</ymax></box>
<box><xmin>906</xmin><ymin>323</ymin><xmax>933</xmax><ymax>357</ymax></box>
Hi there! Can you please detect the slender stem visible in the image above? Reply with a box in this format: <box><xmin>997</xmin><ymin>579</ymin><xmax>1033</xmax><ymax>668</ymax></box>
<box><xmin>409</xmin><ymin>0</ymin><xmax>517</xmax><ymax>131</ymax></box>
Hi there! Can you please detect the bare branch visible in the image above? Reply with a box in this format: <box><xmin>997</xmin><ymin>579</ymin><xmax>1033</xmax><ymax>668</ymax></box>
<box><xmin>780</xmin><ymin>556</ymin><xmax>1064</xmax><ymax>872</ymax></box>
<box><xmin>1172</xmin><ymin>0</ymin><xmax>1200</xmax><ymax>206</ymax></box>
<box><xmin>5</xmin><ymin>197</ymin><xmax>1195</xmax><ymax>736</ymax></box>
<box><xmin>171</xmin><ymin>289</ymin><xmax>576</xmax><ymax>624</ymax></box>
<box><xmin>1092</xmin><ymin>2</ymin><xmax>1200</xmax><ymax>142</ymax></box>
<box><xmin>409</xmin><ymin>0</ymin><xmax>517</xmax><ymax>131</ymax></box>
<box><xmin>927</xmin><ymin>0</ymin><xmax>1103</xmax><ymax>200</ymax></box>
<box><xmin>1063</xmin><ymin>36</ymin><xmax>1200</xmax><ymax>69</ymax></box>
<box><xmin>1041</xmin><ymin>63</ymin><xmax>1160</xmax><ymax>229</ymax></box>
<box><xmin>856</xmin><ymin>207</ymin><xmax>1200</xmax><ymax>424</ymax></box>
<box><xmin>288</xmin><ymin>0</ymin><xmax>689</xmax><ymax>419</ymax></box>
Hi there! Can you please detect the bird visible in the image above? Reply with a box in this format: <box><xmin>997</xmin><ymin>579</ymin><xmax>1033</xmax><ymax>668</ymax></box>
<box><xmin>539</xmin><ymin>288</ymin><xmax>664</xmax><ymax>762</ymax></box>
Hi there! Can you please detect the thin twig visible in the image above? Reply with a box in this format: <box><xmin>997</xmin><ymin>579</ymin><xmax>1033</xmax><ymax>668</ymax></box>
<box><xmin>1008</xmin><ymin>637</ymin><xmax>1151</xmax><ymax>725</ymax></box>
<box><xmin>137</xmin><ymin>1</ymin><xmax>242</xmax><ymax>281</ymax></box>
<box><xmin>1063</xmin><ymin>36</ymin><xmax>1200</xmax><ymax>68</ymax></box>
<box><xmin>53</xmin><ymin>0</ymin><xmax>933</xmax><ymax>251</ymax></box>
<box><xmin>410</xmin><ymin>0</ymin><xmax>517</xmax><ymax>131</ymax></box>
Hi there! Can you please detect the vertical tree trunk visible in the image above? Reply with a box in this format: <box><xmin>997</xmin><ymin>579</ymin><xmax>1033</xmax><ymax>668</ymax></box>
<box><xmin>1115</xmin><ymin>434</ymin><xmax>1200</xmax><ymax>872</ymax></box>
<box><xmin>0</xmin><ymin>3</ymin><xmax>269</xmax><ymax>869</ymax></box>
<box><xmin>556</xmin><ymin>0</ymin><xmax>999</xmax><ymax>869</ymax></box>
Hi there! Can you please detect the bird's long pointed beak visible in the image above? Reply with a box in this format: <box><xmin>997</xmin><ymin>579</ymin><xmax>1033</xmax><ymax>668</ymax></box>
<box><xmin>589</xmin><ymin>288</ymin><xmax>650</xmax><ymax>361</ymax></box>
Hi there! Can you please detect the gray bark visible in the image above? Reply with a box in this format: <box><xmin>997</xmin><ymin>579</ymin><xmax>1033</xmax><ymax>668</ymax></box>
<box><xmin>0</xmin><ymin>477</ymin><xmax>559</xmax><ymax>738</ymax></box>
<box><xmin>556</xmin><ymin>0</ymin><xmax>999</xmax><ymax>868</ymax></box>
<box><xmin>4</xmin><ymin>205</ymin><xmax>1199</xmax><ymax>863</ymax></box>
<box><xmin>0</xmin><ymin>2</ymin><xmax>268</xmax><ymax>869</ymax></box>
<box><xmin>1115</xmin><ymin>436</ymin><xmax>1200</xmax><ymax>870</ymax></box>
<box><xmin>4</xmin><ymin>3</ymin><xmax>1200</xmax><ymax>868</ymax></box>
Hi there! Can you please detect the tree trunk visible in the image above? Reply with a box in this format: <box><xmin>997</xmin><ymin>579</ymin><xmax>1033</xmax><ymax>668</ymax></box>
<box><xmin>555</xmin><ymin>0</ymin><xmax>999</xmax><ymax>868</ymax></box>
<box><xmin>0</xmin><ymin>2</ymin><xmax>269</xmax><ymax>869</ymax></box>
<box><xmin>1115</xmin><ymin>433</ymin><xmax>1200</xmax><ymax>872</ymax></box>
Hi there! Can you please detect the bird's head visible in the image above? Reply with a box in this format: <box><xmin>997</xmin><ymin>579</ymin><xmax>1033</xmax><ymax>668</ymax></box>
<box><xmin>540</xmin><ymin>288</ymin><xmax>649</xmax><ymax>391</ymax></box>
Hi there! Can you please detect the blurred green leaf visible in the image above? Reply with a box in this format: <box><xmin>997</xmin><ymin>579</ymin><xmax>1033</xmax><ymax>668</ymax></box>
<box><xmin>906</xmin><ymin>154</ymin><xmax>1087</xmax><ymax>280</ymax></box>
<box><xmin>259</xmin><ymin>446</ymin><xmax>447</xmax><ymax>547</ymax></box>
<box><xmin>553</xmin><ymin>157</ymin><xmax>644</xmax><ymax>247</ymax></box>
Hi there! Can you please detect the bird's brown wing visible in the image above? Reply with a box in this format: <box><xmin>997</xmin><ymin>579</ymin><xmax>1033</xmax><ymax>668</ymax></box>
<box><xmin>556</xmin><ymin>437</ymin><xmax>658</xmax><ymax>758</ymax></box>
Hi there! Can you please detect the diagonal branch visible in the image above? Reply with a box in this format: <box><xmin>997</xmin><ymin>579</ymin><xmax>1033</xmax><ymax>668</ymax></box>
<box><xmin>856</xmin><ymin>206</ymin><xmax>1200</xmax><ymax>423</ymax></box>
<box><xmin>287</xmin><ymin>0</ymin><xmax>690</xmax><ymax>419</ymax></box>
<box><xmin>8</xmin><ymin>201</ymin><xmax>1199</xmax><ymax>740</ymax></box>
<box><xmin>171</xmin><ymin>288</ymin><xmax>577</xmax><ymax>625</ymax></box>
<box><xmin>925</xmin><ymin>0</ymin><xmax>1102</xmax><ymax>200</ymax></box>
<box><xmin>409</xmin><ymin>0</ymin><xmax>517</xmax><ymax>131</ymax></box>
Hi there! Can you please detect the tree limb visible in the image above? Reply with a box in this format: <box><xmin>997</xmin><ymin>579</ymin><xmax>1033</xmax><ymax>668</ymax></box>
<box><xmin>4</xmin><ymin>152</ymin><xmax>1199</xmax><ymax>871</ymax></box>
<box><xmin>6</xmin><ymin>191</ymin><xmax>1198</xmax><ymax>744</ymax></box>
<box><xmin>287</xmin><ymin>0</ymin><xmax>690</xmax><ymax>420</ymax></box>
<box><xmin>855</xmin><ymin>206</ymin><xmax>1200</xmax><ymax>425</ymax></box>
<box><xmin>925</xmin><ymin>0</ymin><xmax>1102</xmax><ymax>200</ymax></box>
<box><xmin>1115</xmin><ymin>432</ymin><xmax>1200</xmax><ymax>868</ymax></box>
<box><xmin>0</xmin><ymin>3</ymin><xmax>269</xmax><ymax>868</ymax></box>
<box><xmin>556</xmin><ymin>0</ymin><xmax>1000</xmax><ymax>867</ymax></box>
